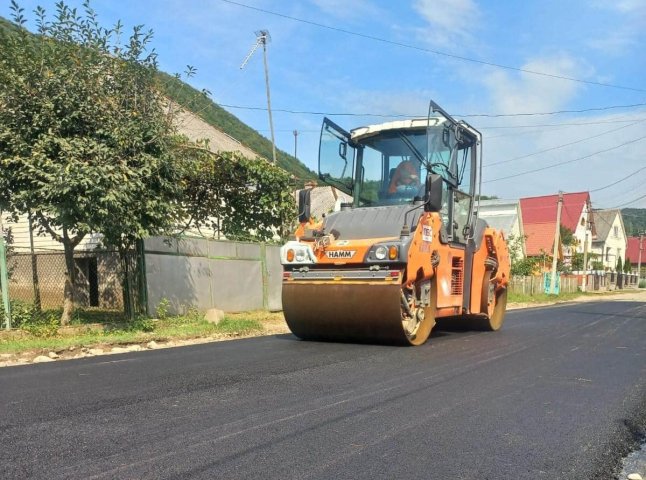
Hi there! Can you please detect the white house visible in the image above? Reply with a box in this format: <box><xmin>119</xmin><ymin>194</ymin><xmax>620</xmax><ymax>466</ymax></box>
<box><xmin>591</xmin><ymin>209</ymin><xmax>627</xmax><ymax>270</ymax></box>
<box><xmin>475</xmin><ymin>199</ymin><xmax>525</xmax><ymax>260</ymax></box>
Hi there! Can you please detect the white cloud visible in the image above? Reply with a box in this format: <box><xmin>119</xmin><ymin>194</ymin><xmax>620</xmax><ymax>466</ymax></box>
<box><xmin>412</xmin><ymin>0</ymin><xmax>480</xmax><ymax>48</ymax></box>
<box><xmin>595</xmin><ymin>0</ymin><xmax>646</xmax><ymax>16</ymax></box>
<box><xmin>481</xmin><ymin>53</ymin><xmax>592</xmax><ymax>115</ymax></box>
<box><xmin>588</xmin><ymin>0</ymin><xmax>646</xmax><ymax>54</ymax></box>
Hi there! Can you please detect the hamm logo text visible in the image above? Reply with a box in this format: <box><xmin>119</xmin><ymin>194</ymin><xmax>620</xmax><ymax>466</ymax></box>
<box><xmin>326</xmin><ymin>250</ymin><xmax>356</xmax><ymax>259</ymax></box>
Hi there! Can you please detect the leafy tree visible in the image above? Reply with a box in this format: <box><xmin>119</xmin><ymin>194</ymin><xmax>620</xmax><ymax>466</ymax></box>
<box><xmin>616</xmin><ymin>256</ymin><xmax>623</xmax><ymax>273</ymax></box>
<box><xmin>178</xmin><ymin>143</ymin><xmax>295</xmax><ymax>241</ymax></box>
<box><xmin>559</xmin><ymin>226</ymin><xmax>576</xmax><ymax>247</ymax></box>
<box><xmin>511</xmin><ymin>257</ymin><xmax>538</xmax><ymax>276</ymax></box>
<box><xmin>506</xmin><ymin>233</ymin><xmax>537</xmax><ymax>276</ymax></box>
<box><xmin>0</xmin><ymin>2</ymin><xmax>183</xmax><ymax>323</ymax></box>
<box><xmin>570</xmin><ymin>252</ymin><xmax>584</xmax><ymax>271</ymax></box>
<box><xmin>591</xmin><ymin>260</ymin><xmax>604</xmax><ymax>271</ymax></box>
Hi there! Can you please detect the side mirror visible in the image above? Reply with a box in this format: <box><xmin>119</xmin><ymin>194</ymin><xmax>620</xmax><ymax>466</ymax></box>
<box><xmin>298</xmin><ymin>189</ymin><xmax>311</xmax><ymax>223</ymax></box>
<box><xmin>424</xmin><ymin>173</ymin><xmax>443</xmax><ymax>212</ymax></box>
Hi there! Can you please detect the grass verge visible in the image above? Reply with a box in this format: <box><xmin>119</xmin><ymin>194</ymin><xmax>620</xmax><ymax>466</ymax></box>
<box><xmin>0</xmin><ymin>312</ymin><xmax>269</xmax><ymax>355</ymax></box>
<box><xmin>508</xmin><ymin>288</ymin><xmax>641</xmax><ymax>305</ymax></box>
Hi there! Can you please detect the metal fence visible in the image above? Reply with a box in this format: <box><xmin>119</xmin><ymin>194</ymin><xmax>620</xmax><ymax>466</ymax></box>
<box><xmin>509</xmin><ymin>272</ymin><xmax>641</xmax><ymax>296</ymax></box>
<box><xmin>5</xmin><ymin>250</ymin><xmax>125</xmax><ymax>310</ymax></box>
<box><xmin>143</xmin><ymin>236</ymin><xmax>283</xmax><ymax>315</ymax></box>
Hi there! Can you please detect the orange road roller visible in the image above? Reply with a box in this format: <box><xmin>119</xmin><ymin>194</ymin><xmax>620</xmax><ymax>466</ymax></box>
<box><xmin>281</xmin><ymin>101</ymin><xmax>510</xmax><ymax>345</ymax></box>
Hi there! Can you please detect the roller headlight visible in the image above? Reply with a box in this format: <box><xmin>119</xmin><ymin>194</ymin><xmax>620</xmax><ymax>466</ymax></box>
<box><xmin>375</xmin><ymin>246</ymin><xmax>388</xmax><ymax>260</ymax></box>
<box><xmin>280</xmin><ymin>241</ymin><xmax>316</xmax><ymax>265</ymax></box>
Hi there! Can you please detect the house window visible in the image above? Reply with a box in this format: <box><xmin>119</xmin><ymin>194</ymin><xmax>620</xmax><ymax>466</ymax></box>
<box><xmin>580</xmin><ymin>217</ymin><xmax>585</xmax><ymax>226</ymax></box>
<box><xmin>613</xmin><ymin>226</ymin><xmax>619</xmax><ymax>237</ymax></box>
<box><xmin>606</xmin><ymin>247</ymin><xmax>611</xmax><ymax>261</ymax></box>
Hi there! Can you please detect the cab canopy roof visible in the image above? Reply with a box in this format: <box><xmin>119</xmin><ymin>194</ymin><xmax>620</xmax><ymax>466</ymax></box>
<box><xmin>350</xmin><ymin>117</ymin><xmax>480</xmax><ymax>144</ymax></box>
<box><xmin>350</xmin><ymin>118</ymin><xmax>446</xmax><ymax>142</ymax></box>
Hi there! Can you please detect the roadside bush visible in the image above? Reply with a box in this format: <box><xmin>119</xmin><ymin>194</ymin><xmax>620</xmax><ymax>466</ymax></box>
<box><xmin>155</xmin><ymin>298</ymin><xmax>170</xmax><ymax>320</ymax></box>
<box><xmin>125</xmin><ymin>317</ymin><xmax>155</xmax><ymax>333</ymax></box>
<box><xmin>639</xmin><ymin>280</ymin><xmax>646</xmax><ymax>289</ymax></box>
<box><xmin>10</xmin><ymin>301</ymin><xmax>60</xmax><ymax>337</ymax></box>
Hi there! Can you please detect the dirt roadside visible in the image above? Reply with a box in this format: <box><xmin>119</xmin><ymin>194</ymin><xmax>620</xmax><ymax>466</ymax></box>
<box><xmin>2</xmin><ymin>290</ymin><xmax>644</xmax><ymax>368</ymax></box>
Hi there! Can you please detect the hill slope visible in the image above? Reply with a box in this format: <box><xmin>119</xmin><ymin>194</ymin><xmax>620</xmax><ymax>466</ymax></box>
<box><xmin>622</xmin><ymin>208</ymin><xmax>646</xmax><ymax>236</ymax></box>
<box><xmin>159</xmin><ymin>72</ymin><xmax>315</xmax><ymax>181</ymax></box>
<box><xmin>0</xmin><ymin>16</ymin><xmax>316</xmax><ymax>182</ymax></box>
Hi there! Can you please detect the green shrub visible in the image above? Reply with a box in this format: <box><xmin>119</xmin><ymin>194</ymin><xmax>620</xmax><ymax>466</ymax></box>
<box><xmin>639</xmin><ymin>280</ymin><xmax>646</xmax><ymax>289</ymax></box>
<box><xmin>9</xmin><ymin>301</ymin><xmax>60</xmax><ymax>337</ymax></box>
<box><xmin>126</xmin><ymin>317</ymin><xmax>155</xmax><ymax>333</ymax></box>
<box><xmin>155</xmin><ymin>298</ymin><xmax>170</xmax><ymax>320</ymax></box>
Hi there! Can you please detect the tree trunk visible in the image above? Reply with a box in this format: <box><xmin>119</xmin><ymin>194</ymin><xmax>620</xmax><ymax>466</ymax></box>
<box><xmin>61</xmin><ymin>238</ymin><xmax>76</xmax><ymax>325</ymax></box>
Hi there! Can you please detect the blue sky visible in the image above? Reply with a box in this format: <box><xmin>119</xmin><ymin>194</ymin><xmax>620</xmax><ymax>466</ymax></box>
<box><xmin>3</xmin><ymin>0</ymin><xmax>646</xmax><ymax>207</ymax></box>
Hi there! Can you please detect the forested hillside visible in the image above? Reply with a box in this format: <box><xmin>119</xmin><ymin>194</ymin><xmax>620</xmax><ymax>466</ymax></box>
<box><xmin>622</xmin><ymin>208</ymin><xmax>646</xmax><ymax>236</ymax></box>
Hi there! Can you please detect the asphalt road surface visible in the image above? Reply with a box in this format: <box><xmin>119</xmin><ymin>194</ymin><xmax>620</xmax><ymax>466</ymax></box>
<box><xmin>1</xmin><ymin>300</ymin><xmax>645</xmax><ymax>480</ymax></box>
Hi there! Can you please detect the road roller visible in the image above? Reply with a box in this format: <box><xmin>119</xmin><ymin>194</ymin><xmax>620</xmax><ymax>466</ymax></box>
<box><xmin>281</xmin><ymin>101</ymin><xmax>510</xmax><ymax>345</ymax></box>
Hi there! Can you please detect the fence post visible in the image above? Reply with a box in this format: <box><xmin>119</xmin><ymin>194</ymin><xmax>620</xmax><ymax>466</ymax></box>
<box><xmin>136</xmin><ymin>239</ymin><xmax>148</xmax><ymax>317</ymax></box>
<box><xmin>260</xmin><ymin>243</ymin><xmax>269</xmax><ymax>309</ymax></box>
<box><xmin>0</xmin><ymin>238</ymin><xmax>11</xmax><ymax>329</ymax></box>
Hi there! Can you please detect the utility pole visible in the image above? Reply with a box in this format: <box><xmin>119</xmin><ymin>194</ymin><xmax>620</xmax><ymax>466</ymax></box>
<box><xmin>581</xmin><ymin>204</ymin><xmax>590</xmax><ymax>292</ymax></box>
<box><xmin>240</xmin><ymin>30</ymin><xmax>277</xmax><ymax>164</ymax></box>
<box><xmin>0</xmin><ymin>212</ymin><xmax>11</xmax><ymax>329</ymax></box>
<box><xmin>638</xmin><ymin>233</ymin><xmax>644</xmax><ymax>280</ymax></box>
<box><xmin>293</xmin><ymin>130</ymin><xmax>298</xmax><ymax>160</ymax></box>
<box><xmin>550</xmin><ymin>192</ymin><xmax>563</xmax><ymax>295</ymax></box>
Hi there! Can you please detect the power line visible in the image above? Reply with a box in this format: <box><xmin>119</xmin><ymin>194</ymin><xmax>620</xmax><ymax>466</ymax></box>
<box><xmin>484</xmin><ymin>120</ymin><xmax>646</xmax><ymax>167</ymax></box>
<box><xmin>466</xmin><ymin>103</ymin><xmax>646</xmax><ymax>118</ymax></box>
<box><xmin>610</xmin><ymin>193</ymin><xmax>646</xmax><ymax>209</ymax></box>
<box><xmin>484</xmin><ymin>135</ymin><xmax>646</xmax><ymax>183</ymax></box>
<box><xmin>217</xmin><ymin>101</ymin><xmax>646</xmax><ymax>129</ymax></box>
<box><xmin>480</xmin><ymin>118</ymin><xmax>646</xmax><ymax>130</ymax></box>
<box><xmin>591</xmin><ymin>167</ymin><xmax>646</xmax><ymax>194</ymax></box>
<box><xmin>220</xmin><ymin>0</ymin><xmax>646</xmax><ymax>93</ymax></box>
<box><xmin>217</xmin><ymin>101</ymin><xmax>646</xmax><ymax>119</ymax></box>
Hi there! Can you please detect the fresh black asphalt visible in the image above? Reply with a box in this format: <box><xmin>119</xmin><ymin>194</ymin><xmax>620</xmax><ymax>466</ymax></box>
<box><xmin>1</xmin><ymin>300</ymin><xmax>644</xmax><ymax>479</ymax></box>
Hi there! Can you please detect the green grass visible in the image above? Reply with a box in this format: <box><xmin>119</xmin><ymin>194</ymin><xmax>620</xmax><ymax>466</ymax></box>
<box><xmin>508</xmin><ymin>291</ymin><xmax>584</xmax><ymax>304</ymax></box>
<box><xmin>0</xmin><ymin>314</ymin><xmax>263</xmax><ymax>354</ymax></box>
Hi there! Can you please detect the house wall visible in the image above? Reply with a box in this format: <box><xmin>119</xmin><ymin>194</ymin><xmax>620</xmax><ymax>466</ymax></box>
<box><xmin>571</xmin><ymin>202</ymin><xmax>592</xmax><ymax>255</ymax></box>
<box><xmin>591</xmin><ymin>214</ymin><xmax>627</xmax><ymax>270</ymax></box>
<box><xmin>476</xmin><ymin>201</ymin><xmax>525</xmax><ymax>259</ymax></box>
<box><xmin>4</xmin><ymin>213</ymin><xmax>101</xmax><ymax>253</ymax></box>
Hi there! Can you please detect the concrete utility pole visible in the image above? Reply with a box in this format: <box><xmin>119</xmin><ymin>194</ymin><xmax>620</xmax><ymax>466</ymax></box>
<box><xmin>581</xmin><ymin>204</ymin><xmax>590</xmax><ymax>292</ymax></box>
<box><xmin>0</xmin><ymin>213</ymin><xmax>11</xmax><ymax>329</ymax></box>
<box><xmin>293</xmin><ymin>130</ymin><xmax>298</xmax><ymax>160</ymax></box>
<box><xmin>550</xmin><ymin>192</ymin><xmax>563</xmax><ymax>295</ymax></box>
<box><xmin>240</xmin><ymin>30</ymin><xmax>277</xmax><ymax>165</ymax></box>
<box><xmin>638</xmin><ymin>233</ymin><xmax>644</xmax><ymax>280</ymax></box>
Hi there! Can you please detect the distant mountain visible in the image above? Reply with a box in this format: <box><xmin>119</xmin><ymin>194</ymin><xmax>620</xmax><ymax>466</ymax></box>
<box><xmin>0</xmin><ymin>16</ymin><xmax>317</xmax><ymax>183</ymax></box>
<box><xmin>622</xmin><ymin>208</ymin><xmax>646</xmax><ymax>236</ymax></box>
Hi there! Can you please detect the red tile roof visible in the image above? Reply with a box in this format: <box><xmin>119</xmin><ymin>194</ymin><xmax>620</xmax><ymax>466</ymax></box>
<box><xmin>626</xmin><ymin>237</ymin><xmax>644</xmax><ymax>264</ymax></box>
<box><xmin>524</xmin><ymin>221</ymin><xmax>560</xmax><ymax>257</ymax></box>
<box><xmin>520</xmin><ymin>192</ymin><xmax>591</xmax><ymax>233</ymax></box>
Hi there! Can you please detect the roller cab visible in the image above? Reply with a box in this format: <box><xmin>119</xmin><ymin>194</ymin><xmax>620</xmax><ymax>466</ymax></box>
<box><xmin>282</xmin><ymin>101</ymin><xmax>510</xmax><ymax>345</ymax></box>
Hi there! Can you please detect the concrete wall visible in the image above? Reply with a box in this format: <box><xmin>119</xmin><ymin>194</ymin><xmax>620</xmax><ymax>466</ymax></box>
<box><xmin>144</xmin><ymin>237</ymin><xmax>283</xmax><ymax>315</ymax></box>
